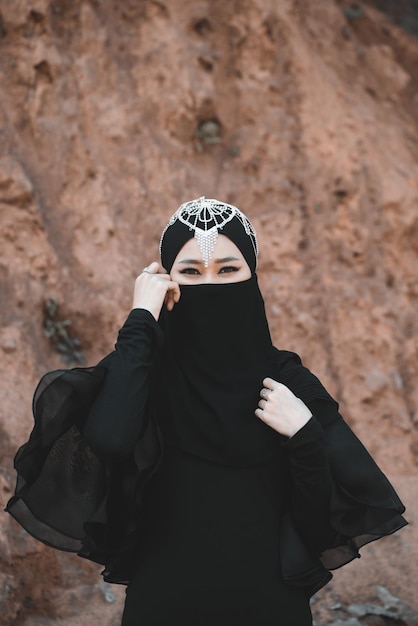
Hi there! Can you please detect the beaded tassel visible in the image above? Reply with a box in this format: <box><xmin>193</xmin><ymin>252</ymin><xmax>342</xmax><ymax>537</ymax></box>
<box><xmin>194</xmin><ymin>226</ymin><xmax>218</xmax><ymax>267</ymax></box>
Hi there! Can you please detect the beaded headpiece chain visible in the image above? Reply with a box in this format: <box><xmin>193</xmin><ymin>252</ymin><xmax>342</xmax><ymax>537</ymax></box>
<box><xmin>159</xmin><ymin>196</ymin><xmax>258</xmax><ymax>267</ymax></box>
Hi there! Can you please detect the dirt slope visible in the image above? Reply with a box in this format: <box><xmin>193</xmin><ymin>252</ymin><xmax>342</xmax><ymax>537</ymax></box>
<box><xmin>0</xmin><ymin>1</ymin><xmax>417</xmax><ymax>624</ymax></box>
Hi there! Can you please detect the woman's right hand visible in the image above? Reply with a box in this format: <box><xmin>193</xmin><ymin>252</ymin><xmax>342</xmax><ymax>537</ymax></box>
<box><xmin>132</xmin><ymin>262</ymin><xmax>180</xmax><ymax>320</ymax></box>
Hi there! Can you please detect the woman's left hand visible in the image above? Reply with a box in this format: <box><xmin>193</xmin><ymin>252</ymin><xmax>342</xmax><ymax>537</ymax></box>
<box><xmin>255</xmin><ymin>377</ymin><xmax>312</xmax><ymax>438</ymax></box>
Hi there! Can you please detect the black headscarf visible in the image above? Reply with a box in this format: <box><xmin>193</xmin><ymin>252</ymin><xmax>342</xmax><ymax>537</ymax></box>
<box><xmin>160</xmin><ymin>216</ymin><xmax>258</xmax><ymax>273</ymax></box>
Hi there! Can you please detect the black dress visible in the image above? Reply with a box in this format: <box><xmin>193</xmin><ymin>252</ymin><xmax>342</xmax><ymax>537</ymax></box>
<box><xmin>121</xmin><ymin>432</ymin><xmax>324</xmax><ymax>625</ymax></box>
<box><xmin>5</xmin><ymin>309</ymin><xmax>407</xmax><ymax>626</ymax></box>
<box><xmin>81</xmin><ymin>309</ymin><xmax>336</xmax><ymax>625</ymax></box>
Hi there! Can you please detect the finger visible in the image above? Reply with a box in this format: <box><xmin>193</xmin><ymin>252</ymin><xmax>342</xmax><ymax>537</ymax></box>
<box><xmin>156</xmin><ymin>263</ymin><xmax>169</xmax><ymax>275</ymax></box>
<box><xmin>173</xmin><ymin>284</ymin><xmax>181</xmax><ymax>303</ymax></box>
<box><xmin>263</xmin><ymin>377</ymin><xmax>279</xmax><ymax>390</ymax></box>
<box><xmin>260</xmin><ymin>388</ymin><xmax>269</xmax><ymax>400</ymax></box>
<box><xmin>255</xmin><ymin>408</ymin><xmax>265</xmax><ymax>420</ymax></box>
<box><xmin>145</xmin><ymin>261</ymin><xmax>169</xmax><ymax>275</ymax></box>
<box><xmin>165</xmin><ymin>282</ymin><xmax>180</xmax><ymax>301</ymax></box>
<box><xmin>137</xmin><ymin>270</ymin><xmax>169</xmax><ymax>283</ymax></box>
<box><xmin>142</xmin><ymin>261</ymin><xmax>160</xmax><ymax>274</ymax></box>
<box><xmin>165</xmin><ymin>282</ymin><xmax>181</xmax><ymax>310</ymax></box>
<box><xmin>258</xmin><ymin>399</ymin><xmax>267</xmax><ymax>409</ymax></box>
<box><xmin>166</xmin><ymin>280</ymin><xmax>180</xmax><ymax>294</ymax></box>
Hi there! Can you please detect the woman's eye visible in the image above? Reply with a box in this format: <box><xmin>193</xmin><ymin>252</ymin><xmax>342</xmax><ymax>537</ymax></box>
<box><xmin>219</xmin><ymin>266</ymin><xmax>239</xmax><ymax>274</ymax></box>
<box><xmin>180</xmin><ymin>268</ymin><xmax>201</xmax><ymax>275</ymax></box>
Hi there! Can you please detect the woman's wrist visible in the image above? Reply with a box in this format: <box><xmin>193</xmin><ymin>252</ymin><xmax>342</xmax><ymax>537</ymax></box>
<box><xmin>287</xmin><ymin>414</ymin><xmax>312</xmax><ymax>439</ymax></box>
<box><xmin>132</xmin><ymin>300</ymin><xmax>161</xmax><ymax>321</ymax></box>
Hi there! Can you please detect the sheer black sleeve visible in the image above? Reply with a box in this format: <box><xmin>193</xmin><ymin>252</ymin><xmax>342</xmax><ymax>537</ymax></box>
<box><xmin>277</xmin><ymin>390</ymin><xmax>407</xmax><ymax>596</ymax></box>
<box><xmin>284</xmin><ymin>415</ymin><xmax>335</xmax><ymax>555</ymax></box>
<box><xmin>285</xmin><ymin>396</ymin><xmax>408</xmax><ymax>568</ymax></box>
<box><xmin>5</xmin><ymin>307</ymin><xmax>164</xmax><ymax>584</ymax></box>
<box><xmin>83</xmin><ymin>308</ymin><xmax>163</xmax><ymax>461</ymax></box>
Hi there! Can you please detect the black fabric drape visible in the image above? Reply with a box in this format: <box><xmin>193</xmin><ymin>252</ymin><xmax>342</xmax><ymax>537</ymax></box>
<box><xmin>5</xmin><ymin>332</ymin><xmax>407</xmax><ymax>595</ymax></box>
<box><xmin>5</xmin><ymin>357</ymin><xmax>162</xmax><ymax>583</ymax></box>
<box><xmin>156</xmin><ymin>275</ymin><xmax>282</xmax><ymax>466</ymax></box>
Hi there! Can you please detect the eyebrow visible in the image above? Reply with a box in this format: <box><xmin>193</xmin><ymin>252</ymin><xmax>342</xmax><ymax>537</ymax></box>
<box><xmin>178</xmin><ymin>256</ymin><xmax>240</xmax><ymax>265</ymax></box>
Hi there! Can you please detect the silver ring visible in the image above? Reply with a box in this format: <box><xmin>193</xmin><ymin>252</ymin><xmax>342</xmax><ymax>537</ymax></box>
<box><xmin>142</xmin><ymin>267</ymin><xmax>152</xmax><ymax>273</ymax></box>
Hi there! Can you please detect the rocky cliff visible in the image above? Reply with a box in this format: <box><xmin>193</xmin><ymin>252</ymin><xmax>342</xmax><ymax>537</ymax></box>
<box><xmin>0</xmin><ymin>1</ymin><xmax>417</xmax><ymax>624</ymax></box>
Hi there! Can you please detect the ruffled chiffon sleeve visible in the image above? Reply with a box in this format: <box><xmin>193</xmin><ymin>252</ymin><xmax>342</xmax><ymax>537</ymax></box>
<box><xmin>5</xmin><ymin>364</ymin><xmax>109</xmax><ymax>553</ymax></box>
<box><xmin>5</xmin><ymin>309</ymin><xmax>164</xmax><ymax>584</ymax></box>
<box><xmin>275</xmin><ymin>350</ymin><xmax>408</xmax><ymax>595</ymax></box>
<box><xmin>319</xmin><ymin>405</ymin><xmax>407</xmax><ymax>569</ymax></box>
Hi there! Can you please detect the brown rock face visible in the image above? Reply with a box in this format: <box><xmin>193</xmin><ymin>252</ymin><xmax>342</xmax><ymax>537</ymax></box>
<box><xmin>0</xmin><ymin>1</ymin><xmax>417</xmax><ymax>624</ymax></box>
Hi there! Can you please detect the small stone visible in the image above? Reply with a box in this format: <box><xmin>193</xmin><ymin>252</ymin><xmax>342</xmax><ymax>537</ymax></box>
<box><xmin>391</xmin><ymin>370</ymin><xmax>404</xmax><ymax>389</ymax></box>
<box><xmin>1</xmin><ymin>337</ymin><xmax>17</xmax><ymax>353</ymax></box>
<box><xmin>100</xmin><ymin>582</ymin><xmax>115</xmax><ymax>604</ymax></box>
<box><xmin>0</xmin><ymin>327</ymin><xmax>20</xmax><ymax>353</ymax></box>
<box><xmin>0</xmin><ymin>157</ymin><xmax>33</xmax><ymax>206</ymax></box>
<box><xmin>195</xmin><ymin>119</ymin><xmax>222</xmax><ymax>144</ymax></box>
<box><xmin>364</xmin><ymin>369</ymin><xmax>388</xmax><ymax>394</ymax></box>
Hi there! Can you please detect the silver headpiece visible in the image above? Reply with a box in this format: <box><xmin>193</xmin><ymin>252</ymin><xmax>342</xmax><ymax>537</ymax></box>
<box><xmin>159</xmin><ymin>196</ymin><xmax>258</xmax><ymax>267</ymax></box>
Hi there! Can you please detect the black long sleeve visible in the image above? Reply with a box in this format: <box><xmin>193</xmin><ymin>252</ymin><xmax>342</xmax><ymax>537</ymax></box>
<box><xmin>83</xmin><ymin>308</ymin><xmax>163</xmax><ymax>462</ymax></box>
<box><xmin>284</xmin><ymin>402</ymin><xmax>337</xmax><ymax>555</ymax></box>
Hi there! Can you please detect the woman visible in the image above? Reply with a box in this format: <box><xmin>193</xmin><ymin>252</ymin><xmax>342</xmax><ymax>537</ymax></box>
<box><xmin>6</xmin><ymin>197</ymin><xmax>407</xmax><ymax>625</ymax></box>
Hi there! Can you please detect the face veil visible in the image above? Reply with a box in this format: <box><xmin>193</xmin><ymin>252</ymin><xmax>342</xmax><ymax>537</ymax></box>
<box><xmin>156</xmin><ymin>276</ymin><xmax>282</xmax><ymax>466</ymax></box>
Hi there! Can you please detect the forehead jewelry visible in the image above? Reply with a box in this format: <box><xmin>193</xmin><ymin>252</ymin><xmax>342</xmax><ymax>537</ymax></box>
<box><xmin>160</xmin><ymin>196</ymin><xmax>258</xmax><ymax>267</ymax></box>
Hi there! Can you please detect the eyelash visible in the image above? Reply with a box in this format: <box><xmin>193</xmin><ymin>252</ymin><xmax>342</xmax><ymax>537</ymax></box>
<box><xmin>180</xmin><ymin>266</ymin><xmax>240</xmax><ymax>275</ymax></box>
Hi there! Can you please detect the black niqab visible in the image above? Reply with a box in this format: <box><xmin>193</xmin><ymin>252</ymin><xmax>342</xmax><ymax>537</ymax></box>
<box><xmin>157</xmin><ymin>275</ymin><xmax>281</xmax><ymax>466</ymax></box>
